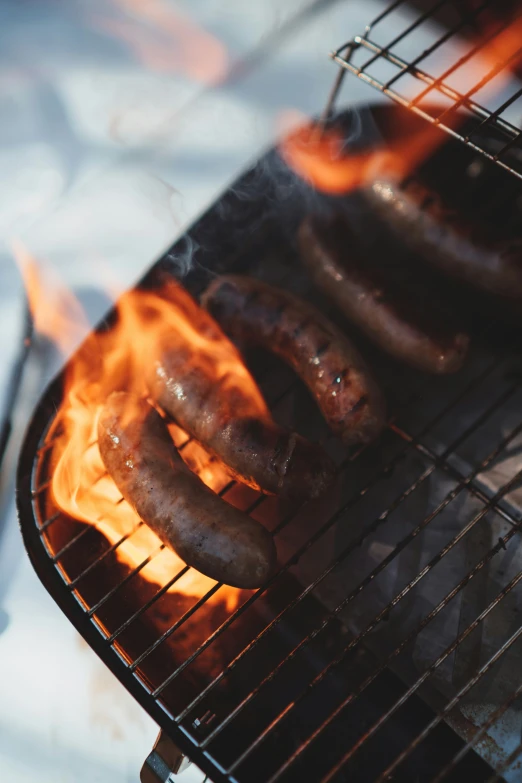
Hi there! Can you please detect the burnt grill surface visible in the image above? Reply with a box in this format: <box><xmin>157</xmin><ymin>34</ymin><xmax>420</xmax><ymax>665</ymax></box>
<box><xmin>17</xmin><ymin>105</ymin><xmax>522</xmax><ymax>782</ymax></box>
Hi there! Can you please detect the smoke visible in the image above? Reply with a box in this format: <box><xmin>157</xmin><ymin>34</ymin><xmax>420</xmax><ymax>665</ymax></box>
<box><xmin>151</xmin><ymin>104</ymin><xmax>378</xmax><ymax>287</ymax></box>
<box><xmin>164</xmin><ymin>232</ymin><xmax>200</xmax><ymax>278</ymax></box>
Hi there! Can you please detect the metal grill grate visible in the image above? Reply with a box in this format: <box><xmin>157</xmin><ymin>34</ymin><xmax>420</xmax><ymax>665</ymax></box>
<box><xmin>20</xmin><ymin>285</ymin><xmax>522</xmax><ymax>780</ymax></box>
<box><xmin>324</xmin><ymin>0</ymin><xmax>522</xmax><ymax>180</ymax></box>
<box><xmin>17</xmin><ymin>106</ymin><xmax>522</xmax><ymax>782</ymax></box>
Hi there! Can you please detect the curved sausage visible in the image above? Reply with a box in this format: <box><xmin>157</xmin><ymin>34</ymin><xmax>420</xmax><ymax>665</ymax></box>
<box><xmin>146</xmin><ymin>285</ymin><xmax>335</xmax><ymax>500</ymax></box>
<box><xmin>298</xmin><ymin>214</ymin><xmax>470</xmax><ymax>374</ymax></box>
<box><xmin>98</xmin><ymin>392</ymin><xmax>276</xmax><ymax>589</ymax></box>
<box><xmin>201</xmin><ymin>275</ymin><xmax>386</xmax><ymax>446</ymax></box>
<box><xmin>364</xmin><ymin>175</ymin><xmax>522</xmax><ymax>301</ymax></box>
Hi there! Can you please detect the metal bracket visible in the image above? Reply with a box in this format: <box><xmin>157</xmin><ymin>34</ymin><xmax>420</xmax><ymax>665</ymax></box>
<box><xmin>140</xmin><ymin>730</ymin><xmax>192</xmax><ymax>783</ymax></box>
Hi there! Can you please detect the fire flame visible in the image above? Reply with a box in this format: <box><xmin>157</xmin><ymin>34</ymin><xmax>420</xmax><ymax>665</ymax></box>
<box><xmin>15</xmin><ymin>245</ymin><xmax>258</xmax><ymax>610</ymax></box>
<box><xmin>13</xmin><ymin>238</ymin><xmax>88</xmax><ymax>356</ymax></box>
<box><xmin>92</xmin><ymin>0</ymin><xmax>228</xmax><ymax>85</ymax></box>
<box><xmin>279</xmin><ymin>112</ymin><xmax>425</xmax><ymax>194</ymax></box>
<box><xmin>280</xmin><ymin>17</ymin><xmax>522</xmax><ymax>194</ymax></box>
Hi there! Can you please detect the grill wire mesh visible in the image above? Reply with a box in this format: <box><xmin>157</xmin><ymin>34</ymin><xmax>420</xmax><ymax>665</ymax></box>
<box><xmin>324</xmin><ymin>0</ymin><xmax>522</xmax><ymax>180</ymax></box>
<box><xmin>18</xmin><ymin>4</ymin><xmax>522</xmax><ymax>781</ymax></box>
<box><xmin>27</xmin><ymin>235</ymin><xmax>522</xmax><ymax>783</ymax></box>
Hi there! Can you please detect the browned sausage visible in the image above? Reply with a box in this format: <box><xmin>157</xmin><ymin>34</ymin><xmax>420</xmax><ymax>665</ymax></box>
<box><xmin>201</xmin><ymin>275</ymin><xmax>386</xmax><ymax>446</ymax></box>
<box><xmin>298</xmin><ymin>214</ymin><xmax>470</xmax><ymax>374</ymax></box>
<box><xmin>98</xmin><ymin>392</ymin><xmax>276</xmax><ymax>589</ymax></box>
<box><xmin>364</xmin><ymin>175</ymin><xmax>522</xmax><ymax>302</ymax></box>
<box><xmin>146</xmin><ymin>284</ymin><xmax>335</xmax><ymax>500</ymax></box>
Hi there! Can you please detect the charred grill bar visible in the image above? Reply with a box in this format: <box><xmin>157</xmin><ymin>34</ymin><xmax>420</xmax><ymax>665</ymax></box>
<box><xmin>16</xmin><ymin>3</ymin><xmax>522</xmax><ymax>782</ymax></box>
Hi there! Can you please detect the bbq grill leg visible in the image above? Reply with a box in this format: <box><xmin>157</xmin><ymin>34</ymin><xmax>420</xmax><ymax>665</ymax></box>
<box><xmin>140</xmin><ymin>730</ymin><xmax>192</xmax><ymax>782</ymax></box>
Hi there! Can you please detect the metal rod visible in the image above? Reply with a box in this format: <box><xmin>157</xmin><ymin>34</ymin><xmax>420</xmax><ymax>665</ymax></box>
<box><xmin>228</xmin><ymin>467</ymin><xmax>522</xmax><ymax>777</ymax></box>
<box><xmin>33</xmin><ymin>290</ymin><xmax>513</xmax><ymax>776</ymax></box>
<box><xmin>333</xmin><ymin>58</ymin><xmax>522</xmax><ymax>181</ymax></box>
<box><xmin>51</xmin><ymin>524</ymin><xmax>96</xmax><ymax>563</ymax></box>
<box><xmin>38</xmin><ymin>510</ymin><xmax>61</xmax><ymax>532</ymax></box>
<box><xmin>363</xmin><ymin>0</ymin><xmax>407</xmax><ymax>36</ymax></box>
<box><xmin>67</xmin><ymin>521</ymin><xmax>144</xmax><ymax>589</ymax></box>
<box><xmin>334</xmin><ymin>38</ymin><xmax>522</xmax><ymax>141</ymax></box>
<box><xmin>466</xmin><ymin>85</ymin><xmax>522</xmax><ymax>143</ymax></box>
<box><xmin>325</xmin><ymin>0</ymin><xmax>408</xmax><ymax>67</ymax></box>
<box><xmin>31</xmin><ymin>478</ymin><xmax>52</xmax><ymax>497</ymax></box>
<box><xmin>107</xmin><ymin>565</ymin><xmax>191</xmax><ymax>644</ymax></box>
<box><xmin>87</xmin><ymin>543</ymin><xmax>165</xmax><ymax>618</ymax></box>
<box><xmin>319</xmin><ymin>572</ymin><xmax>522</xmax><ymax>783</ymax></box>
<box><xmin>493</xmin><ymin>127</ymin><xmax>522</xmax><ymax>161</ymax></box>
<box><xmin>177</xmin><ymin>371</ymin><xmax>517</xmax><ymax>731</ymax></box>
<box><xmin>436</xmin><ymin>45</ymin><xmax>522</xmax><ymax>128</ymax></box>
<box><xmin>317</xmin><ymin>59</ymin><xmax>349</xmax><ymax>133</ymax></box>
<box><xmin>43</xmin><ymin>372</ymin><xmax>302</xmax><ymax>606</ymax></box>
<box><xmin>130</xmin><ymin>582</ymin><xmax>223</xmax><ymax>673</ymax></box>
<box><xmin>486</xmin><ymin>742</ymin><xmax>522</xmax><ymax>783</ymax></box>
<box><xmin>158</xmin><ymin>400</ymin><xmax>502</xmax><ymax>704</ymax></box>
<box><xmin>374</xmin><ymin>618</ymin><xmax>522</xmax><ymax>783</ymax></box>
<box><xmin>36</xmin><ymin>437</ymin><xmax>59</xmax><ymax>458</ymax></box>
<box><xmin>404</xmin><ymin>435</ymin><xmax>521</xmax><ymax>529</ymax></box>
<box><xmin>233</xmin><ymin>520</ymin><xmax>522</xmax><ymax>780</ymax></box>
<box><xmin>383</xmin><ymin>0</ymin><xmax>495</xmax><ymax>92</ymax></box>
<box><xmin>183</xmin><ymin>464</ymin><xmax>435</xmax><ymax>728</ymax></box>
<box><xmin>431</xmin><ymin>680</ymin><xmax>522</xmax><ymax>783</ymax></box>
<box><xmin>331</xmin><ymin>2</ymin><xmax>522</xmax><ymax>180</ymax></box>
<box><xmin>208</xmin><ymin>417</ymin><xmax>522</xmax><ymax>753</ymax></box>
<box><xmin>148</xmin><ymin>354</ymin><xmax>504</xmax><ymax>702</ymax></box>
<box><xmin>217</xmin><ymin>499</ymin><xmax>518</xmax><ymax>761</ymax></box>
<box><xmin>357</xmin><ymin>0</ymin><xmax>450</xmax><ymax>75</ymax></box>
<box><xmin>407</xmin><ymin>9</ymin><xmax>516</xmax><ymax>109</ymax></box>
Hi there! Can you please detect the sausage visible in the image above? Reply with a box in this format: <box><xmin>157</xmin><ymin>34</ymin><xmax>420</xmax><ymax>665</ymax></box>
<box><xmin>98</xmin><ymin>392</ymin><xmax>276</xmax><ymax>589</ymax></box>
<box><xmin>201</xmin><ymin>275</ymin><xmax>386</xmax><ymax>446</ymax></box>
<box><xmin>298</xmin><ymin>214</ymin><xmax>470</xmax><ymax>374</ymax></box>
<box><xmin>146</xmin><ymin>289</ymin><xmax>335</xmax><ymax>499</ymax></box>
<box><xmin>363</xmin><ymin>175</ymin><xmax>522</xmax><ymax>302</ymax></box>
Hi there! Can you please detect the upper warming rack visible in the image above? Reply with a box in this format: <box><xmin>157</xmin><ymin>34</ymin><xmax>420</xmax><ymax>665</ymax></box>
<box><xmin>325</xmin><ymin>0</ymin><xmax>522</xmax><ymax>179</ymax></box>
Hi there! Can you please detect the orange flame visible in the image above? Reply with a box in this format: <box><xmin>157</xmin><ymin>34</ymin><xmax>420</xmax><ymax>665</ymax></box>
<box><xmin>472</xmin><ymin>14</ymin><xmax>522</xmax><ymax>77</ymax></box>
<box><xmin>14</xmin><ymin>244</ymin><xmax>253</xmax><ymax>610</ymax></box>
<box><xmin>13</xmin><ymin>238</ymin><xmax>88</xmax><ymax>356</ymax></box>
<box><xmin>279</xmin><ymin>109</ymin><xmax>442</xmax><ymax>194</ymax></box>
<box><xmin>93</xmin><ymin>0</ymin><xmax>228</xmax><ymax>85</ymax></box>
<box><xmin>280</xmin><ymin>17</ymin><xmax>522</xmax><ymax>195</ymax></box>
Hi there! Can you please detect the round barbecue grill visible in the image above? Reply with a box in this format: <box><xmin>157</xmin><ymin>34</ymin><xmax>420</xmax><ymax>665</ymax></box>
<box><xmin>16</xmin><ymin>2</ymin><xmax>522</xmax><ymax>782</ymax></box>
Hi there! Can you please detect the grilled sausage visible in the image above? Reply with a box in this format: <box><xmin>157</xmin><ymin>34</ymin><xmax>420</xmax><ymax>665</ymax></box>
<box><xmin>201</xmin><ymin>275</ymin><xmax>385</xmax><ymax>446</ymax></box>
<box><xmin>146</xmin><ymin>288</ymin><xmax>335</xmax><ymax>499</ymax></box>
<box><xmin>98</xmin><ymin>392</ymin><xmax>276</xmax><ymax>588</ymax></box>
<box><xmin>298</xmin><ymin>214</ymin><xmax>470</xmax><ymax>374</ymax></box>
<box><xmin>364</xmin><ymin>175</ymin><xmax>522</xmax><ymax>302</ymax></box>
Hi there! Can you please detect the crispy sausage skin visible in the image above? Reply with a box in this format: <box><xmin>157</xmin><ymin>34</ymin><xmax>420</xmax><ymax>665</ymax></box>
<box><xmin>298</xmin><ymin>214</ymin><xmax>470</xmax><ymax>374</ymax></box>
<box><xmin>201</xmin><ymin>275</ymin><xmax>386</xmax><ymax>446</ymax></box>
<box><xmin>147</xmin><ymin>349</ymin><xmax>335</xmax><ymax>501</ymax></box>
<box><xmin>146</xmin><ymin>287</ymin><xmax>335</xmax><ymax>501</ymax></box>
<box><xmin>364</xmin><ymin>176</ymin><xmax>522</xmax><ymax>302</ymax></box>
<box><xmin>98</xmin><ymin>392</ymin><xmax>276</xmax><ymax>589</ymax></box>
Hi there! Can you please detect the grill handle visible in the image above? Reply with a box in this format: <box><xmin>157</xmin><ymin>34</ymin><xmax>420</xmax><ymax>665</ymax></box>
<box><xmin>140</xmin><ymin>730</ymin><xmax>192</xmax><ymax>782</ymax></box>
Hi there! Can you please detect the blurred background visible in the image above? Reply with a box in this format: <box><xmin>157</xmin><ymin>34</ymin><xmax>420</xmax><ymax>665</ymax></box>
<box><xmin>0</xmin><ymin>1</ymin><xmax>386</xmax><ymax>781</ymax></box>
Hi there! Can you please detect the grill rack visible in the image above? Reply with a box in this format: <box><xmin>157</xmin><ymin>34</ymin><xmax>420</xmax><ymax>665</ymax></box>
<box><xmin>324</xmin><ymin>0</ymin><xmax>522</xmax><ymax>180</ymax></box>
<box><xmin>17</xmin><ymin>105</ymin><xmax>522</xmax><ymax>783</ymax></box>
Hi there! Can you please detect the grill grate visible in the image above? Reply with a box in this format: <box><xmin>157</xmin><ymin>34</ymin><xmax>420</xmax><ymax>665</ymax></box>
<box><xmin>17</xmin><ymin>105</ymin><xmax>522</xmax><ymax>782</ymax></box>
<box><xmin>25</xmin><ymin>311</ymin><xmax>522</xmax><ymax>782</ymax></box>
<box><xmin>324</xmin><ymin>0</ymin><xmax>522</xmax><ymax>180</ymax></box>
